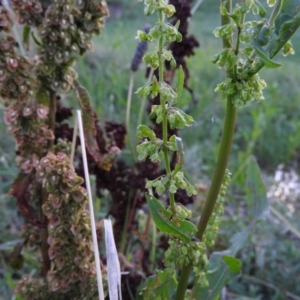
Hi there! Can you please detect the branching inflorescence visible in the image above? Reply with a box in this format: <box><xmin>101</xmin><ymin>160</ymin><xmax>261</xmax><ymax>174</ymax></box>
<box><xmin>135</xmin><ymin>0</ymin><xmax>210</xmax><ymax>298</ymax></box>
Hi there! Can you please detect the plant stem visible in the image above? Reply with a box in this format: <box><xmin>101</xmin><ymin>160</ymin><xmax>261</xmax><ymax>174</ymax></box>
<box><xmin>175</xmin><ymin>1</ymin><xmax>235</xmax><ymax>298</ymax></box>
<box><xmin>158</xmin><ymin>10</ymin><xmax>175</xmax><ymax>211</ymax></box>
<box><xmin>196</xmin><ymin>100</ymin><xmax>236</xmax><ymax>238</ymax></box>
<box><xmin>175</xmin><ymin>100</ymin><xmax>236</xmax><ymax>300</ymax></box>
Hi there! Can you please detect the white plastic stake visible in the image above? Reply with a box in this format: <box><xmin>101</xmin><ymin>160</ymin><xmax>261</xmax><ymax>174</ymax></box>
<box><xmin>104</xmin><ymin>219</ymin><xmax>122</xmax><ymax>300</ymax></box>
<box><xmin>70</xmin><ymin>116</ymin><xmax>78</xmax><ymax>164</ymax></box>
<box><xmin>76</xmin><ymin>110</ymin><xmax>104</xmax><ymax>300</ymax></box>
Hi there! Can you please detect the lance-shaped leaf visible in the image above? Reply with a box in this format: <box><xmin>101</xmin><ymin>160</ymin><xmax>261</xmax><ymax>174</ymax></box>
<box><xmin>194</xmin><ymin>156</ymin><xmax>269</xmax><ymax>299</ymax></box>
<box><xmin>146</xmin><ymin>194</ymin><xmax>197</xmax><ymax>243</ymax></box>
<box><xmin>254</xmin><ymin>46</ymin><xmax>282</xmax><ymax>68</ymax></box>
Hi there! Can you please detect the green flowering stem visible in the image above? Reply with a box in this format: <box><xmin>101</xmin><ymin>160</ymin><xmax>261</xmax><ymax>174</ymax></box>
<box><xmin>158</xmin><ymin>10</ymin><xmax>175</xmax><ymax>211</ymax></box>
<box><xmin>175</xmin><ymin>1</ymin><xmax>236</xmax><ymax>298</ymax></box>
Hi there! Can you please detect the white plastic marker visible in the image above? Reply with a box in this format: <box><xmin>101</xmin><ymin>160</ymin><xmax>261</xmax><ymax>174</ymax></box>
<box><xmin>104</xmin><ymin>219</ymin><xmax>122</xmax><ymax>300</ymax></box>
<box><xmin>76</xmin><ymin>110</ymin><xmax>104</xmax><ymax>300</ymax></box>
<box><xmin>70</xmin><ymin>116</ymin><xmax>78</xmax><ymax>164</ymax></box>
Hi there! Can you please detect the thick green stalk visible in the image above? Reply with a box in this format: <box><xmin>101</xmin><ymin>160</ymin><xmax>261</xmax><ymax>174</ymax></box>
<box><xmin>196</xmin><ymin>100</ymin><xmax>236</xmax><ymax>239</ymax></box>
<box><xmin>158</xmin><ymin>11</ymin><xmax>175</xmax><ymax>211</ymax></box>
<box><xmin>175</xmin><ymin>100</ymin><xmax>236</xmax><ymax>300</ymax></box>
<box><xmin>175</xmin><ymin>1</ymin><xmax>234</xmax><ymax>298</ymax></box>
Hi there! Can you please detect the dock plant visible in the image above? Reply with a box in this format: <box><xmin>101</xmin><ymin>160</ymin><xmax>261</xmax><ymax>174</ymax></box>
<box><xmin>1</xmin><ymin>0</ymin><xmax>300</xmax><ymax>299</ymax></box>
<box><xmin>135</xmin><ymin>0</ymin><xmax>300</xmax><ymax>299</ymax></box>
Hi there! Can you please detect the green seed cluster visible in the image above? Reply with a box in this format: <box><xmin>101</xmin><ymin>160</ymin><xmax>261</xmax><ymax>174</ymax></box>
<box><xmin>214</xmin><ymin>74</ymin><xmax>267</xmax><ymax>108</ymax></box>
<box><xmin>136</xmin><ymin>0</ymin><xmax>196</xmax><ymax>201</ymax></box>
<box><xmin>164</xmin><ymin>239</ymin><xmax>209</xmax><ymax>287</ymax></box>
<box><xmin>212</xmin><ymin>0</ymin><xmax>295</xmax><ymax>108</ymax></box>
<box><xmin>203</xmin><ymin>169</ymin><xmax>231</xmax><ymax>248</ymax></box>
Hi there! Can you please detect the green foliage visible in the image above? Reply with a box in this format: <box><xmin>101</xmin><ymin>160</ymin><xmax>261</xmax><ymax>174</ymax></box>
<box><xmin>246</xmin><ymin>156</ymin><xmax>268</xmax><ymax>220</ymax></box>
<box><xmin>140</xmin><ymin>269</ymin><xmax>178</xmax><ymax>299</ymax></box>
<box><xmin>146</xmin><ymin>194</ymin><xmax>197</xmax><ymax>244</ymax></box>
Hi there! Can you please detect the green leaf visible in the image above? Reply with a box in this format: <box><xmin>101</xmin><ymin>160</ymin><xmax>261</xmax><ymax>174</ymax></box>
<box><xmin>220</xmin><ymin>1</ymin><xmax>228</xmax><ymax>16</ymax></box>
<box><xmin>245</xmin><ymin>155</ymin><xmax>268</xmax><ymax>220</ymax></box>
<box><xmin>176</xmin><ymin>65</ymin><xmax>184</xmax><ymax>99</ymax></box>
<box><xmin>193</xmin><ymin>228</ymin><xmax>247</xmax><ymax>300</ymax></box>
<box><xmin>137</xmin><ymin>125</ymin><xmax>156</xmax><ymax>140</ymax></box>
<box><xmin>194</xmin><ymin>255</ymin><xmax>241</xmax><ymax>300</ymax></box>
<box><xmin>254</xmin><ymin>46</ymin><xmax>282</xmax><ymax>68</ymax></box>
<box><xmin>222</xmin><ymin>256</ymin><xmax>242</xmax><ymax>274</ymax></box>
<box><xmin>140</xmin><ymin>270</ymin><xmax>177</xmax><ymax>300</ymax></box>
<box><xmin>146</xmin><ymin>194</ymin><xmax>197</xmax><ymax>243</ymax></box>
